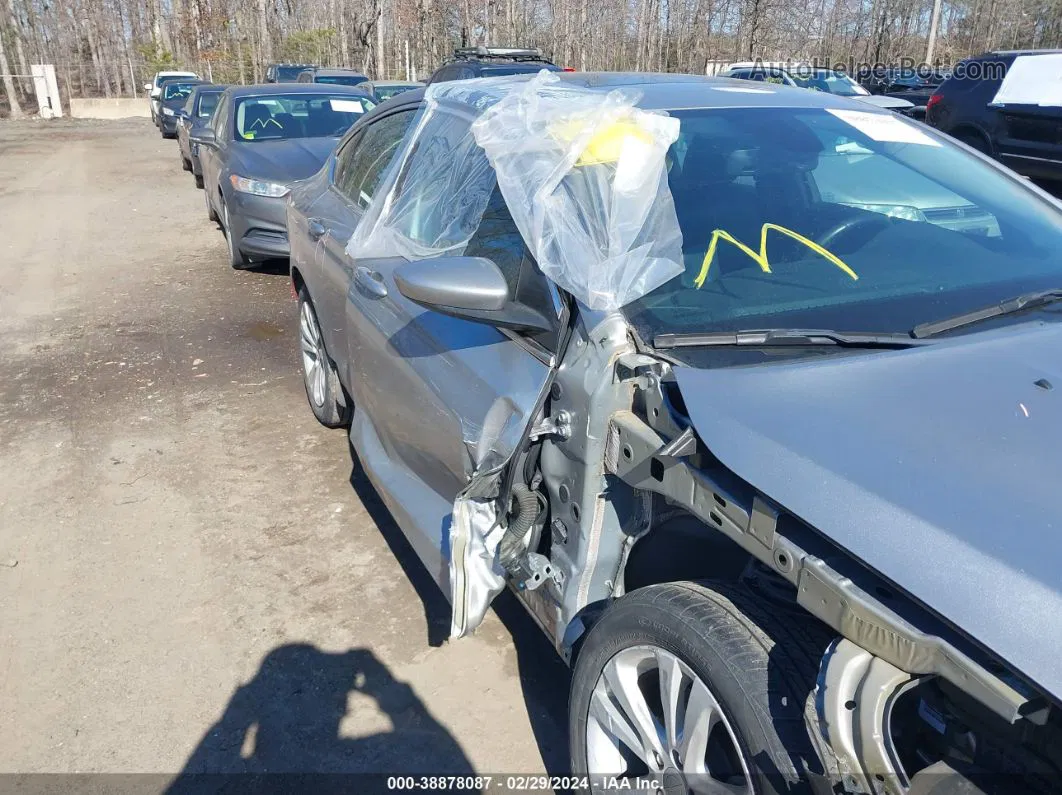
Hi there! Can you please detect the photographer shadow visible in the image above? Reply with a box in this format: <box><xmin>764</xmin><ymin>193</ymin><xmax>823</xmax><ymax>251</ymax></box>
<box><xmin>167</xmin><ymin>643</ymin><xmax>475</xmax><ymax>794</ymax></box>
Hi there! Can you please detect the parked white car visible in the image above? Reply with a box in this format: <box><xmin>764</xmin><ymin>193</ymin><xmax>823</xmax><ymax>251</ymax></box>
<box><xmin>725</xmin><ymin>61</ymin><xmax>916</xmax><ymax>113</ymax></box>
<box><xmin>144</xmin><ymin>71</ymin><xmax>198</xmax><ymax>123</ymax></box>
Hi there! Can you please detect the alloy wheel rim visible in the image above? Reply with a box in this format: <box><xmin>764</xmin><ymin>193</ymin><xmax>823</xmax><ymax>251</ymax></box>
<box><xmin>299</xmin><ymin>301</ymin><xmax>327</xmax><ymax>408</ymax></box>
<box><xmin>586</xmin><ymin>645</ymin><xmax>753</xmax><ymax>795</ymax></box>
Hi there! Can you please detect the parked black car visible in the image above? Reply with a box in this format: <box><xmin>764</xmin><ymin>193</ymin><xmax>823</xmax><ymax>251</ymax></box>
<box><xmin>926</xmin><ymin>50</ymin><xmax>1062</xmax><ymax>181</ymax></box>
<box><xmin>426</xmin><ymin>46</ymin><xmax>561</xmax><ymax>84</ymax></box>
<box><xmin>265</xmin><ymin>63</ymin><xmax>317</xmax><ymax>83</ymax></box>
<box><xmin>176</xmin><ymin>84</ymin><xmax>227</xmax><ymax>188</ymax></box>
<box><xmin>295</xmin><ymin>67</ymin><xmax>370</xmax><ymax>87</ymax></box>
<box><xmin>157</xmin><ymin>79</ymin><xmax>208</xmax><ymax>139</ymax></box>
<box><xmin>192</xmin><ymin>83</ymin><xmax>377</xmax><ymax>268</ymax></box>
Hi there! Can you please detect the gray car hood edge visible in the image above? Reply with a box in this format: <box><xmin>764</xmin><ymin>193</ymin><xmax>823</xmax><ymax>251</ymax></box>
<box><xmin>674</xmin><ymin>321</ymin><xmax>1062</xmax><ymax>703</ymax></box>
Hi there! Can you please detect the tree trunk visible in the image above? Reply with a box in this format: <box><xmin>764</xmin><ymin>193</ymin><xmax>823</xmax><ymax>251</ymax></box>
<box><xmin>0</xmin><ymin>19</ymin><xmax>23</xmax><ymax>117</ymax></box>
<box><xmin>256</xmin><ymin>0</ymin><xmax>272</xmax><ymax>65</ymax></box>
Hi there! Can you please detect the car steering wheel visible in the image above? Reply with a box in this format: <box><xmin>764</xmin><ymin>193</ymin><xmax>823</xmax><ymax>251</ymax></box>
<box><xmin>816</xmin><ymin>214</ymin><xmax>891</xmax><ymax>250</ymax></box>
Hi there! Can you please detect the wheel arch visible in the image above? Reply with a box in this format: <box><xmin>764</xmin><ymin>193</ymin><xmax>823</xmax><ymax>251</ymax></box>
<box><xmin>949</xmin><ymin>123</ymin><xmax>994</xmax><ymax>155</ymax></box>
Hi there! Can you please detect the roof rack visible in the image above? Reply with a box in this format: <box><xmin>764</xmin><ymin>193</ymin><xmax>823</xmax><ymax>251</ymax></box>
<box><xmin>453</xmin><ymin>46</ymin><xmax>546</xmax><ymax>62</ymax></box>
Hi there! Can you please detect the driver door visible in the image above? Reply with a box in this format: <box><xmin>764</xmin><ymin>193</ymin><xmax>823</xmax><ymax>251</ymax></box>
<box><xmin>343</xmin><ymin>113</ymin><xmax>562</xmax><ymax>586</ymax></box>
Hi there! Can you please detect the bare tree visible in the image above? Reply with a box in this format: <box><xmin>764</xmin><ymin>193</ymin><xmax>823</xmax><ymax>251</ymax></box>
<box><xmin>0</xmin><ymin>13</ymin><xmax>23</xmax><ymax>117</ymax></box>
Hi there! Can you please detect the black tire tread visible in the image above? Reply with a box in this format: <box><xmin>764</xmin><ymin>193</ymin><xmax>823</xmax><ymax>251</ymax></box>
<box><xmin>571</xmin><ymin>580</ymin><xmax>837</xmax><ymax>794</ymax></box>
<box><xmin>297</xmin><ymin>288</ymin><xmax>352</xmax><ymax>429</ymax></box>
<box><xmin>645</xmin><ymin>581</ymin><xmax>835</xmax><ymax>774</ymax></box>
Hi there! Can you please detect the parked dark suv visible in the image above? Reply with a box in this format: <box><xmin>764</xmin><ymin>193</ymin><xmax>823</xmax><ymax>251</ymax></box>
<box><xmin>265</xmin><ymin>63</ymin><xmax>318</xmax><ymax>83</ymax></box>
<box><xmin>295</xmin><ymin>67</ymin><xmax>369</xmax><ymax>87</ymax></box>
<box><xmin>926</xmin><ymin>50</ymin><xmax>1062</xmax><ymax>181</ymax></box>
<box><xmin>426</xmin><ymin>47</ymin><xmax>561</xmax><ymax>84</ymax></box>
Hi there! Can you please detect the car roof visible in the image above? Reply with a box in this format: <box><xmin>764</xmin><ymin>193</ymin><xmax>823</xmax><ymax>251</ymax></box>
<box><xmin>984</xmin><ymin>48</ymin><xmax>1062</xmax><ymax>56</ymax></box>
<box><xmin>367</xmin><ymin>79</ymin><xmax>424</xmax><ymax>87</ymax></box>
<box><xmin>224</xmin><ymin>83</ymin><xmax>376</xmax><ymax>98</ymax></box>
<box><xmin>158</xmin><ymin>74</ymin><xmax>199</xmax><ymax>83</ymax></box>
<box><xmin>348</xmin><ymin>72</ymin><xmax>892</xmax><ymax>140</ymax></box>
<box><xmin>312</xmin><ymin>68</ymin><xmax>366</xmax><ymax>76</ymax></box>
<box><xmin>468</xmin><ymin>72</ymin><xmax>879</xmax><ymax>111</ymax></box>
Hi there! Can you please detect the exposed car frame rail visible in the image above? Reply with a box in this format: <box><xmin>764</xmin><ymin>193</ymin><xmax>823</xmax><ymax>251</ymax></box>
<box><xmin>604</xmin><ymin>355</ymin><xmax>1031</xmax><ymax>724</ymax></box>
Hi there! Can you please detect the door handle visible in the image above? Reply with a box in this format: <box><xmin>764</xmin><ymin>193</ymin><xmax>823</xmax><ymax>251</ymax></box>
<box><xmin>354</xmin><ymin>266</ymin><xmax>388</xmax><ymax>298</ymax></box>
<box><xmin>308</xmin><ymin>219</ymin><xmax>327</xmax><ymax>241</ymax></box>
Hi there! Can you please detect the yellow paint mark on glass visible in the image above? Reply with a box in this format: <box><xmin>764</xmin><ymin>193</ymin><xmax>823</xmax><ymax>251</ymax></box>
<box><xmin>693</xmin><ymin>224</ymin><xmax>859</xmax><ymax>288</ymax></box>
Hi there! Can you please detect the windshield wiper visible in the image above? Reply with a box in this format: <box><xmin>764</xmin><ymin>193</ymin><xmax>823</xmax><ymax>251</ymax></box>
<box><xmin>912</xmin><ymin>288</ymin><xmax>1062</xmax><ymax>338</ymax></box>
<box><xmin>653</xmin><ymin>328</ymin><xmax>929</xmax><ymax>350</ymax></box>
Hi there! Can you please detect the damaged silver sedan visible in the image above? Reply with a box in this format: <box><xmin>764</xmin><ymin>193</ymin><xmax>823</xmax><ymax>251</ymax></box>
<box><xmin>288</xmin><ymin>71</ymin><xmax>1062</xmax><ymax>793</ymax></box>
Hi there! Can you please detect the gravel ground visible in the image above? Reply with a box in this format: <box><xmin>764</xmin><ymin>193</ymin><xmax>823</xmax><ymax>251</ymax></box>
<box><xmin>0</xmin><ymin>117</ymin><xmax>569</xmax><ymax>787</ymax></box>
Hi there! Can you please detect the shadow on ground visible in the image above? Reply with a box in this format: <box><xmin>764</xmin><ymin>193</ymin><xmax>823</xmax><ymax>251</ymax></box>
<box><xmin>346</xmin><ymin>442</ymin><xmax>572</xmax><ymax>777</ymax></box>
<box><xmin>168</xmin><ymin>643</ymin><xmax>474</xmax><ymax>793</ymax></box>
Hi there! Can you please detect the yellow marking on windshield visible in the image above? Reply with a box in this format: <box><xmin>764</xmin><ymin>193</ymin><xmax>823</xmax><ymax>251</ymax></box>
<box><xmin>693</xmin><ymin>224</ymin><xmax>859</xmax><ymax>288</ymax></box>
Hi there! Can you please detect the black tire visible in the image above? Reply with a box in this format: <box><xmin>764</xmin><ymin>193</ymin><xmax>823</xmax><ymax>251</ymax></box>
<box><xmin>953</xmin><ymin>130</ymin><xmax>991</xmax><ymax>156</ymax></box>
<box><xmin>204</xmin><ymin>186</ymin><xmax>218</xmax><ymax>223</ymax></box>
<box><xmin>221</xmin><ymin>200</ymin><xmax>252</xmax><ymax>269</ymax></box>
<box><xmin>297</xmin><ymin>287</ymin><xmax>351</xmax><ymax>428</ymax></box>
<box><xmin>194</xmin><ymin>173</ymin><xmax>204</xmax><ymax>189</ymax></box>
<box><xmin>181</xmin><ymin>155</ymin><xmax>192</xmax><ymax>172</ymax></box>
<box><xmin>570</xmin><ymin>581</ymin><xmax>836</xmax><ymax>795</ymax></box>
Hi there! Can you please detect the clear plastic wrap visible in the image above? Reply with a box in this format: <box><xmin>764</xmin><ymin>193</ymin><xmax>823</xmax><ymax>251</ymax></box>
<box><xmin>472</xmin><ymin>71</ymin><xmax>684</xmax><ymax>310</ymax></box>
<box><xmin>347</xmin><ymin>70</ymin><xmax>685</xmax><ymax>311</ymax></box>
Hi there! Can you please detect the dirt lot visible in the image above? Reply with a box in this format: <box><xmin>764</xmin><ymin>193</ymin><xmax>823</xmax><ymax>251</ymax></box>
<box><xmin>0</xmin><ymin>118</ymin><xmax>568</xmax><ymax>784</ymax></box>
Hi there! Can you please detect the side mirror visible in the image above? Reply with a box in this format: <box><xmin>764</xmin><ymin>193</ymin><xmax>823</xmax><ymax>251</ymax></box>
<box><xmin>394</xmin><ymin>256</ymin><xmax>552</xmax><ymax>332</ymax></box>
<box><xmin>143</xmin><ymin>83</ymin><xmax>152</xmax><ymax>92</ymax></box>
<box><xmin>190</xmin><ymin>128</ymin><xmax>216</xmax><ymax>147</ymax></box>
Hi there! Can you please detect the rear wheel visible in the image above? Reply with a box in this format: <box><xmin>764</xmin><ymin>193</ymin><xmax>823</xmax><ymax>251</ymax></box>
<box><xmin>194</xmin><ymin>173</ymin><xmax>204</xmax><ymax>189</ymax></box>
<box><xmin>570</xmin><ymin>582</ymin><xmax>835</xmax><ymax>795</ymax></box>
<box><xmin>953</xmin><ymin>130</ymin><xmax>991</xmax><ymax>156</ymax></box>
<box><xmin>181</xmin><ymin>155</ymin><xmax>192</xmax><ymax>172</ymax></box>
<box><xmin>298</xmin><ymin>287</ymin><xmax>351</xmax><ymax>428</ymax></box>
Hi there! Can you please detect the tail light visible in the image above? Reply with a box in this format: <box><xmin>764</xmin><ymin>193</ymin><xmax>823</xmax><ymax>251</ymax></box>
<box><xmin>562</xmin><ymin>67</ymin><xmax>576</xmax><ymax>72</ymax></box>
<box><xmin>926</xmin><ymin>93</ymin><xmax>942</xmax><ymax>114</ymax></box>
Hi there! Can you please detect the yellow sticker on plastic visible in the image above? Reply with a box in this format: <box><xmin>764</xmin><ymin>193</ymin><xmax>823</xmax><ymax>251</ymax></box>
<box><xmin>693</xmin><ymin>224</ymin><xmax>859</xmax><ymax>287</ymax></box>
<box><xmin>242</xmin><ymin>130</ymin><xmax>256</xmax><ymax>139</ymax></box>
<box><xmin>551</xmin><ymin>118</ymin><xmax>654</xmax><ymax>166</ymax></box>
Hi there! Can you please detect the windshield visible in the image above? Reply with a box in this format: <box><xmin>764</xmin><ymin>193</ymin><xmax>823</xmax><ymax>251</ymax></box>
<box><xmin>315</xmin><ymin>74</ymin><xmax>368</xmax><ymax>86</ymax></box>
<box><xmin>233</xmin><ymin>93</ymin><xmax>376</xmax><ymax>141</ymax></box>
<box><xmin>163</xmin><ymin>82</ymin><xmax>198</xmax><ymax>101</ymax></box>
<box><xmin>789</xmin><ymin>70</ymin><xmax>869</xmax><ymax>96</ymax></box>
<box><xmin>624</xmin><ymin>107</ymin><xmax>1062</xmax><ymax>342</ymax></box>
<box><xmin>198</xmin><ymin>91</ymin><xmax>221</xmax><ymax>118</ymax></box>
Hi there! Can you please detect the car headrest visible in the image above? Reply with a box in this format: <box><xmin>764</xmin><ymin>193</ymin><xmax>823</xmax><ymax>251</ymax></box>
<box><xmin>243</xmin><ymin>104</ymin><xmax>273</xmax><ymax>129</ymax></box>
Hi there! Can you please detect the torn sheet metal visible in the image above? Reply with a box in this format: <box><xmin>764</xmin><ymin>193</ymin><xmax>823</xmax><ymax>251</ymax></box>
<box><xmin>472</xmin><ymin>71</ymin><xmax>684</xmax><ymax>310</ymax></box>
<box><xmin>449</xmin><ymin>493</ymin><xmax>506</xmax><ymax>639</ymax></box>
<box><xmin>347</xmin><ymin>70</ymin><xmax>685</xmax><ymax>311</ymax></box>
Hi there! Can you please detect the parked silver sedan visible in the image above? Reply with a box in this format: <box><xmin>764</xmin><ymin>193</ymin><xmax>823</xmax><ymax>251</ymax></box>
<box><xmin>288</xmin><ymin>72</ymin><xmax>1062</xmax><ymax>793</ymax></box>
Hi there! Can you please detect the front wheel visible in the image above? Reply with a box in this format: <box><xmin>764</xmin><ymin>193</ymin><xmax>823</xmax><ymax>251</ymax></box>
<box><xmin>298</xmin><ymin>287</ymin><xmax>351</xmax><ymax>428</ymax></box>
<box><xmin>570</xmin><ymin>582</ymin><xmax>835</xmax><ymax>795</ymax></box>
<box><xmin>222</xmin><ymin>200</ymin><xmax>252</xmax><ymax>269</ymax></box>
<box><xmin>204</xmin><ymin>185</ymin><xmax>218</xmax><ymax>223</ymax></box>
